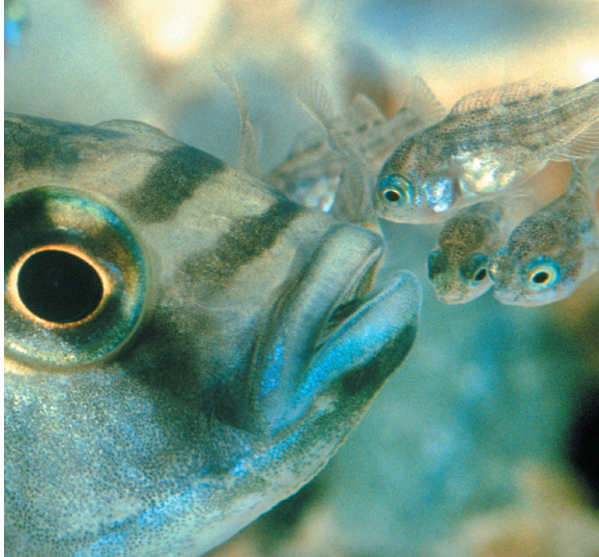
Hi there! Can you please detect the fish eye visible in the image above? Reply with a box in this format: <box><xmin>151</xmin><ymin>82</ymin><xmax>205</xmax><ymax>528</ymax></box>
<box><xmin>427</xmin><ymin>250</ymin><xmax>447</xmax><ymax>281</ymax></box>
<box><xmin>473</xmin><ymin>268</ymin><xmax>487</xmax><ymax>282</ymax></box>
<box><xmin>15</xmin><ymin>247</ymin><xmax>105</xmax><ymax>324</ymax></box>
<box><xmin>4</xmin><ymin>186</ymin><xmax>150</xmax><ymax>368</ymax></box>
<box><xmin>377</xmin><ymin>174</ymin><xmax>413</xmax><ymax>206</ymax></box>
<box><xmin>524</xmin><ymin>258</ymin><xmax>560</xmax><ymax>291</ymax></box>
<box><xmin>460</xmin><ymin>254</ymin><xmax>490</xmax><ymax>286</ymax></box>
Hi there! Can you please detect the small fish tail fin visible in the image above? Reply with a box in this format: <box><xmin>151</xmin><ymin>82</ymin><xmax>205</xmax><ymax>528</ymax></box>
<box><xmin>214</xmin><ymin>62</ymin><xmax>260</xmax><ymax>177</ymax></box>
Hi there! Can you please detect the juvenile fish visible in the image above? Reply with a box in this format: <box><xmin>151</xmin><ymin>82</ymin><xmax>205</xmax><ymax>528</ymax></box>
<box><xmin>374</xmin><ymin>77</ymin><xmax>599</xmax><ymax>224</ymax></box>
<box><xmin>265</xmin><ymin>77</ymin><xmax>445</xmax><ymax>215</ymax></box>
<box><xmin>489</xmin><ymin>159</ymin><xmax>599</xmax><ymax>306</ymax></box>
<box><xmin>295</xmin><ymin>81</ymin><xmax>381</xmax><ymax>232</ymax></box>
<box><xmin>427</xmin><ymin>201</ymin><xmax>508</xmax><ymax>303</ymax></box>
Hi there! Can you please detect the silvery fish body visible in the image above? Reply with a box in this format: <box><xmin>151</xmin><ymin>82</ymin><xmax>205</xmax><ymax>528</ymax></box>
<box><xmin>427</xmin><ymin>201</ymin><xmax>507</xmax><ymax>304</ymax></box>
<box><xmin>4</xmin><ymin>114</ymin><xmax>421</xmax><ymax>556</ymax></box>
<box><xmin>374</xmin><ymin>77</ymin><xmax>599</xmax><ymax>224</ymax></box>
<box><xmin>489</xmin><ymin>159</ymin><xmax>599</xmax><ymax>306</ymax></box>
<box><xmin>265</xmin><ymin>81</ymin><xmax>445</xmax><ymax>217</ymax></box>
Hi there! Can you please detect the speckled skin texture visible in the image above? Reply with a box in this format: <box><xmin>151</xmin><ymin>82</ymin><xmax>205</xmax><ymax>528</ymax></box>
<box><xmin>4</xmin><ymin>114</ymin><xmax>421</xmax><ymax>556</ymax></box>
<box><xmin>375</xmin><ymin>78</ymin><xmax>599</xmax><ymax>223</ymax></box>
<box><xmin>490</xmin><ymin>159</ymin><xmax>599</xmax><ymax>306</ymax></box>
<box><xmin>427</xmin><ymin>201</ymin><xmax>506</xmax><ymax>303</ymax></box>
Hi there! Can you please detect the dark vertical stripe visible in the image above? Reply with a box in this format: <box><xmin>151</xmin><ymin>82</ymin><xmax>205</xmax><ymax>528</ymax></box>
<box><xmin>119</xmin><ymin>146</ymin><xmax>225</xmax><ymax>223</ymax></box>
<box><xmin>182</xmin><ymin>201</ymin><xmax>302</xmax><ymax>284</ymax></box>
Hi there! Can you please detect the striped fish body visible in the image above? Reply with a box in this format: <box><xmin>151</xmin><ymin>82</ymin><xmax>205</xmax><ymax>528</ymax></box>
<box><xmin>4</xmin><ymin>114</ymin><xmax>420</xmax><ymax>556</ymax></box>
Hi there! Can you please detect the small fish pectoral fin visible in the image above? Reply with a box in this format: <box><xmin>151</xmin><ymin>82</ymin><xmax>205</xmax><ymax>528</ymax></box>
<box><xmin>234</xmin><ymin>225</ymin><xmax>386</xmax><ymax>435</ymax></box>
<box><xmin>215</xmin><ymin>63</ymin><xmax>261</xmax><ymax>177</ymax></box>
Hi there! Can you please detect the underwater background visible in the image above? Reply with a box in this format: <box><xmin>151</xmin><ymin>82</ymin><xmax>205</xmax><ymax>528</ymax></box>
<box><xmin>5</xmin><ymin>1</ymin><xmax>599</xmax><ymax>555</ymax></box>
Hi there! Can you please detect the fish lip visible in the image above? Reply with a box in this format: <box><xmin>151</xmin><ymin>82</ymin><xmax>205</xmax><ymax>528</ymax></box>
<box><xmin>235</xmin><ymin>224</ymin><xmax>421</xmax><ymax>435</ymax></box>
<box><xmin>310</xmin><ymin>226</ymin><xmax>386</xmax><ymax>339</ymax></box>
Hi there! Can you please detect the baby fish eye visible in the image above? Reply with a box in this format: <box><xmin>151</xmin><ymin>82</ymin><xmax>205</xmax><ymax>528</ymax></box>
<box><xmin>460</xmin><ymin>253</ymin><xmax>490</xmax><ymax>286</ymax></box>
<box><xmin>4</xmin><ymin>186</ymin><xmax>150</xmax><ymax>368</ymax></box>
<box><xmin>524</xmin><ymin>259</ymin><xmax>559</xmax><ymax>291</ymax></box>
<box><xmin>427</xmin><ymin>249</ymin><xmax>446</xmax><ymax>281</ymax></box>
<box><xmin>383</xmin><ymin>189</ymin><xmax>402</xmax><ymax>203</ymax></box>
<box><xmin>377</xmin><ymin>174</ymin><xmax>412</xmax><ymax>206</ymax></box>
<box><xmin>532</xmin><ymin>270</ymin><xmax>550</xmax><ymax>284</ymax></box>
<box><xmin>473</xmin><ymin>268</ymin><xmax>487</xmax><ymax>282</ymax></box>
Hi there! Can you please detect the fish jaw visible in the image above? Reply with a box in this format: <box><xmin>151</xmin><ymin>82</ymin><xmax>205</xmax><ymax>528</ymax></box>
<box><xmin>431</xmin><ymin>277</ymin><xmax>494</xmax><ymax>304</ymax></box>
<box><xmin>232</xmin><ymin>229</ymin><xmax>422</xmax><ymax>434</ymax></box>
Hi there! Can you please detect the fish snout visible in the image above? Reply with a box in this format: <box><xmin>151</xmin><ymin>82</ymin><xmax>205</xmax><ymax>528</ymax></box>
<box><xmin>234</xmin><ymin>224</ymin><xmax>422</xmax><ymax>435</ymax></box>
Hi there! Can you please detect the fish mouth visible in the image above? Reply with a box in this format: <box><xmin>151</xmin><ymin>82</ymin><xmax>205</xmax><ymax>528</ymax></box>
<box><xmin>237</xmin><ymin>223</ymin><xmax>422</xmax><ymax>435</ymax></box>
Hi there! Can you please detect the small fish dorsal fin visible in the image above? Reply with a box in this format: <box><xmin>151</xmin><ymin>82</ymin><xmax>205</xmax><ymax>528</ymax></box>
<box><xmin>347</xmin><ymin>93</ymin><xmax>385</xmax><ymax>128</ymax></box>
<box><xmin>448</xmin><ymin>80</ymin><xmax>555</xmax><ymax>116</ymax></box>
<box><xmin>404</xmin><ymin>76</ymin><xmax>447</xmax><ymax>125</ymax></box>
<box><xmin>214</xmin><ymin>63</ymin><xmax>260</xmax><ymax>178</ymax></box>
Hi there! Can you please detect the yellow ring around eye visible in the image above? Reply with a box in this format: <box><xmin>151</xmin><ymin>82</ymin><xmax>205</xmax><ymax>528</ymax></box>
<box><xmin>376</xmin><ymin>174</ymin><xmax>412</xmax><ymax>207</ymax></box>
<box><xmin>525</xmin><ymin>260</ymin><xmax>559</xmax><ymax>291</ymax></box>
<box><xmin>7</xmin><ymin>245</ymin><xmax>112</xmax><ymax>328</ymax></box>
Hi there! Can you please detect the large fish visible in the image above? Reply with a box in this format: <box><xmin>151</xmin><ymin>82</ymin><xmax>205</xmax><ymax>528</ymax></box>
<box><xmin>374</xmin><ymin>77</ymin><xmax>599</xmax><ymax>224</ymax></box>
<box><xmin>4</xmin><ymin>114</ymin><xmax>421</xmax><ymax>556</ymax></box>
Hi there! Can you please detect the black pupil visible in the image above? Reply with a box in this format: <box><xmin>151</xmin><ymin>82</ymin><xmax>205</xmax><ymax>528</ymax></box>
<box><xmin>474</xmin><ymin>268</ymin><xmax>487</xmax><ymax>282</ymax></box>
<box><xmin>17</xmin><ymin>249</ymin><xmax>104</xmax><ymax>324</ymax></box>
<box><xmin>532</xmin><ymin>271</ymin><xmax>549</xmax><ymax>284</ymax></box>
<box><xmin>384</xmin><ymin>189</ymin><xmax>401</xmax><ymax>203</ymax></box>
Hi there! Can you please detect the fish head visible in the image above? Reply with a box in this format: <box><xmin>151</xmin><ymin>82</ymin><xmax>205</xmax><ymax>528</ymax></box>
<box><xmin>488</xmin><ymin>205</ymin><xmax>587</xmax><ymax>306</ymax></box>
<box><xmin>489</xmin><ymin>247</ymin><xmax>577</xmax><ymax>306</ymax></box>
<box><xmin>374</xmin><ymin>156</ymin><xmax>461</xmax><ymax>224</ymax></box>
<box><xmin>4</xmin><ymin>114</ymin><xmax>421</xmax><ymax>556</ymax></box>
<box><xmin>426</xmin><ymin>205</ymin><xmax>501</xmax><ymax>303</ymax></box>
<box><xmin>428</xmin><ymin>249</ymin><xmax>492</xmax><ymax>303</ymax></box>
